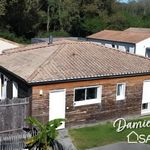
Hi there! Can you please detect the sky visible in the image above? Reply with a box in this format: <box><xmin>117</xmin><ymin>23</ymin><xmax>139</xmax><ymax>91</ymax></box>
<box><xmin>118</xmin><ymin>0</ymin><xmax>128</xmax><ymax>3</ymax></box>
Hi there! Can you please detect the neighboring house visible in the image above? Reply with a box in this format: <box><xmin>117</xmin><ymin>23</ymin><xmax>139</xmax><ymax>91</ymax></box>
<box><xmin>1</xmin><ymin>41</ymin><xmax>150</xmax><ymax>128</ymax></box>
<box><xmin>86</xmin><ymin>30</ymin><xmax>150</xmax><ymax>58</ymax></box>
<box><xmin>124</xmin><ymin>27</ymin><xmax>150</xmax><ymax>33</ymax></box>
<box><xmin>0</xmin><ymin>38</ymin><xmax>21</xmax><ymax>54</ymax></box>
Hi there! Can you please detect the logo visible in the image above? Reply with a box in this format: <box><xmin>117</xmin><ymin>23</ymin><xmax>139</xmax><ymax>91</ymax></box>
<box><xmin>127</xmin><ymin>131</ymin><xmax>139</xmax><ymax>143</ymax></box>
<box><xmin>113</xmin><ymin>118</ymin><xmax>150</xmax><ymax>144</ymax></box>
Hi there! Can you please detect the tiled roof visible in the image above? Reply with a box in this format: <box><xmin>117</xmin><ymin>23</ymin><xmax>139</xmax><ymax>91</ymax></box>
<box><xmin>0</xmin><ymin>38</ymin><xmax>22</xmax><ymax>46</ymax></box>
<box><xmin>87</xmin><ymin>30</ymin><xmax>150</xmax><ymax>44</ymax></box>
<box><xmin>0</xmin><ymin>38</ymin><xmax>22</xmax><ymax>53</ymax></box>
<box><xmin>0</xmin><ymin>41</ymin><xmax>150</xmax><ymax>84</ymax></box>
<box><xmin>2</xmin><ymin>39</ymin><xmax>78</xmax><ymax>54</ymax></box>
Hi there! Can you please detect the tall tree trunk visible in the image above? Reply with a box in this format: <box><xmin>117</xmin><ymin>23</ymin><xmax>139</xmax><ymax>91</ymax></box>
<box><xmin>47</xmin><ymin>4</ymin><xmax>50</xmax><ymax>32</ymax></box>
<box><xmin>59</xmin><ymin>0</ymin><xmax>63</xmax><ymax>31</ymax></box>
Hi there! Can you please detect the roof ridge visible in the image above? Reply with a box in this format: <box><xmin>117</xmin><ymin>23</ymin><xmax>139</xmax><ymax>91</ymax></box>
<box><xmin>1</xmin><ymin>42</ymin><xmax>49</xmax><ymax>55</ymax></box>
<box><xmin>0</xmin><ymin>41</ymin><xmax>85</xmax><ymax>55</ymax></box>
<box><xmin>27</xmin><ymin>44</ymin><xmax>66</xmax><ymax>82</ymax></box>
<box><xmin>1</xmin><ymin>39</ymin><xmax>150</xmax><ymax>62</ymax></box>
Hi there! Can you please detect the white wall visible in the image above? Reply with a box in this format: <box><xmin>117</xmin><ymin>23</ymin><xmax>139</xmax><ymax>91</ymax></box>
<box><xmin>87</xmin><ymin>38</ymin><xmax>135</xmax><ymax>53</ymax></box>
<box><xmin>136</xmin><ymin>38</ymin><xmax>150</xmax><ymax>57</ymax></box>
<box><xmin>0</xmin><ymin>40</ymin><xmax>19</xmax><ymax>54</ymax></box>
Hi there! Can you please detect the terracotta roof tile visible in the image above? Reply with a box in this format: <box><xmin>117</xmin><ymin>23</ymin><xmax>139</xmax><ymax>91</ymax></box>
<box><xmin>0</xmin><ymin>37</ymin><xmax>22</xmax><ymax>46</ymax></box>
<box><xmin>87</xmin><ymin>30</ymin><xmax>150</xmax><ymax>44</ymax></box>
<box><xmin>0</xmin><ymin>41</ymin><xmax>150</xmax><ymax>83</ymax></box>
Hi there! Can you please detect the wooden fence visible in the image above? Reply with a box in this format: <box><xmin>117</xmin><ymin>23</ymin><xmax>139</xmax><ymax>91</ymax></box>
<box><xmin>0</xmin><ymin>98</ymin><xmax>30</xmax><ymax>133</ymax></box>
<box><xmin>0</xmin><ymin>132</ymin><xmax>30</xmax><ymax>150</ymax></box>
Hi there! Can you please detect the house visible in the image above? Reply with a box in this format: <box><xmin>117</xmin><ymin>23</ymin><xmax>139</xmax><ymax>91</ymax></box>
<box><xmin>1</xmin><ymin>41</ymin><xmax>150</xmax><ymax>128</ymax></box>
<box><xmin>124</xmin><ymin>27</ymin><xmax>150</xmax><ymax>33</ymax></box>
<box><xmin>0</xmin><ymin>38</ymin><xmax>21</xmax><ymax>54</ymax></box>
<box><xmin>86</xmin><ymin>30</ymin><xmax>150</xmax><ymax>58</ymax></box>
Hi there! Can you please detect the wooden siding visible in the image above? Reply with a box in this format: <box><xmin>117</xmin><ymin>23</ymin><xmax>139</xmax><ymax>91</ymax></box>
<box><xmin>32</xmin><ymin>75</ymin><xmax>150</xmax><ymax>127</ymax></box>
<box><xmin>0</xmin><ymin>98</ymin><xmax>30</xmax><ymax>133</ymax></box>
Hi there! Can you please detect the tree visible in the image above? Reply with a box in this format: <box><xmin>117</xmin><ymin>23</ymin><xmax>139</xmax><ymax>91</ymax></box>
<box><xmin>0</xmin><ymin>0</ymin><xmax>6</xmax><ymax>16</ymax></box>
<box><xmin>24</xmin><ymin>117</ymin><xmax>65</xmax><ymax>150</ymax></box>
<box><xmin>5</xmin><ymin>0</ymin><xmax>41</xmax><ymax>38</ymax></box>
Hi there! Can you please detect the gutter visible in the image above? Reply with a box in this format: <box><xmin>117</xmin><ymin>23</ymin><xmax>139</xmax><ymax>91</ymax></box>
<box><xmin>1</xmin><ymin>66</ymin><xmax>150</xmax><ymax>86</ymax></box>
<box><xmin>86</xmin><ymin>38</ymin><xmax>136</xmax><ymax>45</ymax></box>
<box><xmin>28</xmin><ymin>71</ymin><xmax>150</xmax><ymax>86</ymax></box>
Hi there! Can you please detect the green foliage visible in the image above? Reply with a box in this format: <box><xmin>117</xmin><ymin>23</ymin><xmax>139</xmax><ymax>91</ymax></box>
<box><xmin>106</xmin><ymin>13</ymin><xmax>129</xmax><ymax>30</ymax></box>
<box><xmin>81</xmin><ymin>17</ymin><xmax>107</xmax><ymax>35</ymax></box>
<box><xmin>0</xmin><ymin>0</ymin><xmax>6</xmax><ymax>16</ymax></box>
<box><xmin>0</xmin><ymin>29</ymin><xmax>30</xmax><ymax>44</ymax></box>
<box><xmin>25</xmin><ymin>117</ymin><xmax>65</xmax><ymax>150</ymax></box>
<box><xmin>1</xmin><ymin>0</ymin><xmax>150</xmax><ymax>41</ymax></box>
<box><xmin>38</xmin><ymin>31</ymin><xmax>70</xmax><ymax>38</ymax></box>
<box><xmin>69</xmin><ymin>117</ymin><xmax>150</xmax><ymax>150</ymax></box>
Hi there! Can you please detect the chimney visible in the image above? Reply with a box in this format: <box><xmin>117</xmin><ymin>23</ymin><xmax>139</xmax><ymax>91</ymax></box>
<box><xmin>48</xmin><ymin>35</ymin><xmax>53</xmax><ymax>44</ymax></box>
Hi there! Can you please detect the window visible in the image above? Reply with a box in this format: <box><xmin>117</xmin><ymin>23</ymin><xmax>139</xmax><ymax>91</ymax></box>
<box><xmin>112</xmin><ymin>44</ymin><xmax>115</xmax><ymax>48</ymax></box>
<box><xmin>126</xmin><ymin>47</ymin><xmax>129</xmax><ymax>53</ymax></box>
<box><xmin>116</xmin><ymin>83</ymin><xmax>126</xmax><ymax>100</ymax></box>
<box><xmin>142</xmin><ymin>103</ymin><xmax>148</xmax><ymax>110</ymax></box>
<box><xmin>13</xmin><ymin>81</ymin><xmax>18</xmax><ymax>98</ymax></box>
<box><xmin>75</xmin><ymin>89</ymin><xmax>85</xmax><ymax>101</ymax></box>
<box><xmin>145</xmin><ymin>48</ymin><xmax>150</xmax><ymax>58</ymax></box>
<box><xmin>74</xmin><ymin>86</ymin><xmax>101</xmax><ymax>106</ymax></box>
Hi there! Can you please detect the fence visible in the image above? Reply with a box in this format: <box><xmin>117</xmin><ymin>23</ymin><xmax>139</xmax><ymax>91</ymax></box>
<box><xmin>0</xmin><ymin>98</ymin><xmax>30</xmax><ymax>133</ymax></box>
<box><xmin>0</xmin><ymin>131</ymin><xmax>31</xmax><ymax>150</ymax></box>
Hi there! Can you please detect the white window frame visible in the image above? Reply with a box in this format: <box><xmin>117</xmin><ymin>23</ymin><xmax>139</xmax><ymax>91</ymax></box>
<box><xmin>74</xmin><ymin>85</ymin><xmax>102</xmax><ymax>106</ymax></box>
<box><xmin>116</xmin><ymin>83</ymin><xmax>126</xmax><ymax>101</ymax></box>
<box><xmin>13</xmin><ymin>81</ymin><xmax>18</xmax><ymax>98</ymax></box>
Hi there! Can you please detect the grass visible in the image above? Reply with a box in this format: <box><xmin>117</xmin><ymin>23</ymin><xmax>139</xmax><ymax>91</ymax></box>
<box><xmin>69</xmin><ymin>117</ymin><xmax>150</xmax><ymax>150</ymax></box>
<box><xmin>37</xmin><ymin>30</ymin><xmax>70</xmax><ymax>38</ymax></box>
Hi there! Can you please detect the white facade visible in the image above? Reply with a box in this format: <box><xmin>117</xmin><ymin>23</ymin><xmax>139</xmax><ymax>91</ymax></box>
<box><xmin>136</xmin><ymin>38</ymin><xmax>150</xmax><ymax>57</ymax></box>
<box><xmin>87</xmin><ymin>38</ymin><xmax>150</xmax><ymax>58</ymax></box>
<box><xmin>87</xmin><ymin>38</ymin><xmax>135</xmax><ymax>53</ymax></box>
<box><xmin>0</xmin><ymin>38</ymin><xmax>19</xmax><ymax>54</ymax></box>
<box><xmin>142</xmin><ymin>80</ymin><xmax>150</xmax><ymax>114</ymax></box>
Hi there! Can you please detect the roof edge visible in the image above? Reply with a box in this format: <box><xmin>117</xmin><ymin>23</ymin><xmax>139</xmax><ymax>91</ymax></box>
<box><xmin>0</xmin><ymin>37</ymin><xmax>22</xmax><ymax>46</ymax></box>
<box><xmin>28</xmin><ymin>71</ymin><xmax>150</xmax><ymax>86</ymax></box>
<box><xmin>0</xmin><ymin>66</ymin><xmax>29</xmax><ymax>84</ymax></box>
<box><xmin>87</xmin><ymin>37</ymin><xmax>136</xmax><ymax>44</ymax></box>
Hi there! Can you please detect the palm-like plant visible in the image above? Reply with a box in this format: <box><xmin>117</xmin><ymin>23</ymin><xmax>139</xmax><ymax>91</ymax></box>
<box><xmin>24</xmin><ymin>117</ymin><xmax>65</xmax><ymax>150</ymax></box>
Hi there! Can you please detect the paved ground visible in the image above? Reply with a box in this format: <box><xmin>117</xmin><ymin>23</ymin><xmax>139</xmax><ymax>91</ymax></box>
<box><xmin>58</xmin><ymin>129</ymin><xmax>77</xmax><ymax>150</ymax></box>
<box><xmin>87</xmin><ymin>142</ymin><xmax>150</xmax><ymax>150</ymax></box>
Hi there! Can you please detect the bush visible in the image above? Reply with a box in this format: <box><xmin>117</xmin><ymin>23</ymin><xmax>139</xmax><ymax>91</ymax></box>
<box><xmin>0</xmin><ymin>29</ymin><xmax>30</xmax><ymax>44</ymax></box>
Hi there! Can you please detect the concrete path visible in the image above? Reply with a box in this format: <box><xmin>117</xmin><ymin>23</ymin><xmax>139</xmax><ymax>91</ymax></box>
<box><xmin>87</xmin><ymin>142</ymin><xmax>150</xmax><ymax>150</ymax></box>
<box><xmin>58</xmin><ymin>129</ymin><xmax>77</xmax><ymax>150</ymax></box>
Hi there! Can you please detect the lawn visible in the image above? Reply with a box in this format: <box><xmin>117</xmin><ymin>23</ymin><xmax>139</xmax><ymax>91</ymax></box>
<box><xmin>69</xmin><ymin>117</ymin><xmax>150</xmax><ymax>150</ymax></box>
